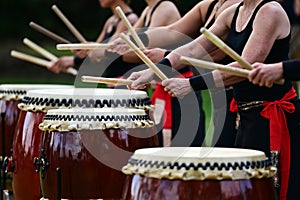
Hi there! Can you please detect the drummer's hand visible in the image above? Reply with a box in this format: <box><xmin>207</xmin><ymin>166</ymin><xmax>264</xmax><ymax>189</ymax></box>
<box><xmin>107</xmin><ymin>37</ymin><xmax>129</xmax><ymax>55</ymax></box>
<box><xmin>47</xmin><ymin>56</ymin><xmax>74</xmax><ymax>74</ymax></box>
<box><xmin>143</xmin><ymin>48</ymin><xmax>166</xmax><ymax>63</ymax></box>
<box><xmin>248</xmin><ymin>62</ymin><xmax>283</xmax><ymax>87</ymax></box>
<box><xmin>162</xmin><ymin>78</ymin><xmax>192</xmax><ymax>98</ymax></box>
<box><xmin>128</xmin><ymin>69</ymin><xmax>155</xmax><ymax>89</ymax></box>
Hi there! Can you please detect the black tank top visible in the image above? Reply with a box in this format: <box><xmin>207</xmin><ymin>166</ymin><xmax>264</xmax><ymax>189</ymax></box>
<box><xmin>101</xmin><ymin>11</ymin><xmax>137</xmax><ymax>78</ymax></box>
<box><xmin>204</xmin><ymin>0</ymin><xmax>218</xmax><ymax>29</ymax></box>
<box><xmin>103</xmin><ymin>12</ymin><xmax>133</xmax><ymax>41</ymax></box>
<box><xmin>225</xmin><ymin>0</ymin><xmax>292</xmax><ymax>102</ymax></box>
<box><xmin>143</xmin><ymin>0</ymin><xmax>175</xmax><ymax>28</ymax></box>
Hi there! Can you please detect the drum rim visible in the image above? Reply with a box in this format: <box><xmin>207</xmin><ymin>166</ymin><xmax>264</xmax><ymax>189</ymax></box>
<box><xmin>122</xmin><ymin>147</ymin><xmax>277</xmax><ymax>181</ymax></box>
<box><xmin>0</xmin><ymin>84</ymin><xmax>73</xmax><ymax>100</ymax></box>
<box><xmin>18</xmin><ymin>88</ymin><xmax>151</xmax><ymax>112</ymax></box>
<box><xmin>39</xmin><ymin>107</ymin><xmax>154</xmax><ymax>131</ymax></box>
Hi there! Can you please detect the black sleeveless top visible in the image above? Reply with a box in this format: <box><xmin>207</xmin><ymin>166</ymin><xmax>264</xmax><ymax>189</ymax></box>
<box><xmin>103</xmin><ymin>12</ymin><xmax>133</xmax><ymax>41</ymax></box>
<box><xmin>204</xmin><ymin>0</ymin><xmax>218</xmax><ymax>30</ymax></box>
<box><xmin>225</xmin><ymin>0</ymin><xmax>292</xmax><ymax>102</ymax></box>
<box><xmin>143</xmin><ymin>0</ymin><xmax>171</xmax><ymax>28</ymax></box>
<box><xmin>102</xmin><ymin>12</ymin><xmax>138</xmax><ymax>78</ymax></box>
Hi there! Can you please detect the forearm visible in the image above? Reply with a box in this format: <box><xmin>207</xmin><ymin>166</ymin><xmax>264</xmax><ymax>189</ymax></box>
<box><xmin>146</xmin><ymin>27</ymin><xmax>190</xmax><ymax>48</ymax></box>
<box><xmin>165</xmin><ymin>35</ymin><xmax>217</xmax><ymax>71</ymax></box>
<box><xmin>121</xmin><ymin>51</ymin><xmax>142</xmax><ymax>63</ymax></box>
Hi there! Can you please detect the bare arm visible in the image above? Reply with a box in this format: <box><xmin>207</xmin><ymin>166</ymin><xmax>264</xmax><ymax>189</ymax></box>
<box><xmin>146</xmin><ymin>0</ymin><xmax>210</xmax><ymax>47</ymax></box>
<box><xmin>212</xmin><ymin>1</ymin><xmax>291</xmax><ymax>87</ymax></box>
<box><xmin>165</xmin><ymin>4</ymin><xmax>236</xmax><ymax>70</ymax></box>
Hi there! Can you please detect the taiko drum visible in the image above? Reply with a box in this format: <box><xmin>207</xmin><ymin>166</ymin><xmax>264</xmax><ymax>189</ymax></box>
<box><xmin>38</xmin><ymin>107</ymin><xmax>158</xmax><ymax>199</ymax></box>
<box><xmin>122</xmin><ymin>147</ymin><xmax>277</xmax><ymax>200</ymax></box>
<box><xmin>12</xmin><ymin>88</ymin><xmax>153</xmax><ymax>200</ymax></box>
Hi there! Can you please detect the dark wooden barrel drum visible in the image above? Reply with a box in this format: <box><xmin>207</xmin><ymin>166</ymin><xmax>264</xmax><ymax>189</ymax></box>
<box><xmin>0</xmin><ymin>84</ymin><xmax>72</xmax><ymax>158</ymax></box>
<box><xmin>12</xmin><ymin>88</ymin><xmax>153</xmax><ymax>200</ymax></box>
<box><xmin>38</xmin><ymin>107</ymin><xmax>158</xmax><ymax>199</ymax></box>
<box><xmin>122</xmin><ymin>147</ymin><xmax>277</xmax><ymax>200</ymax></box>
<box><xmin>0</xmin><ymin>84</ymin><xmax>73</xmax><ymax>194</ymax></box>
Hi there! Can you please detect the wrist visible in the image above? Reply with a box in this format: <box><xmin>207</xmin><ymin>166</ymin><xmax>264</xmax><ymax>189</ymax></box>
<box><xmin>189</xmin><ymin>72</ymin><xmax>215</xmax><ymax>91</ymax></box>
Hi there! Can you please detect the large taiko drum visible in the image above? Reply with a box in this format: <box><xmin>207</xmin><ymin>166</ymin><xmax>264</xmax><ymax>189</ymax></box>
<box><xmin>0</xmin><ymin>84</ymin><xmax>73</xmax><ymax>193</ymax></box>
<box><xmin>12</xmin><ymin>88</ymin><xmax>153</xmax><ymax>200</ymax></box>
<box><xmin>0</xmin><ymin>84</ymin><xmax>73</xmax><ymax>158</ymax></box>
<box><xmin>122</xmin><ymin>147</ymin><xmax>277</xmax><ymax>200</ymax></box>
<box><xmin>38</xmin><ymin>107</ymin><xmax>158</xmax><ymax>199</ymax></box>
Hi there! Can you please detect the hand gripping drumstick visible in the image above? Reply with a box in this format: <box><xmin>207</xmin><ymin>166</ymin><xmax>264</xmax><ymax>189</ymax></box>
<box><xmin>115</xmin><ymin>6</ymin><xmax>146</xmax><ymax>50</ymax></box>
<box><xmin>23</xmin><ymin>38</ymin><xmax>78</xmax><ymax>76</ymax></box>
<box><xmin>200</xmin><ymin>27</ymin><xmax>284</xmax><ymax>85</ymax></box>
<box><xmin>29</xmin><ymin>21</ymin><xmax>71</xmax><ymax>44</ymax></box>
<box><xmin>81</xmin><ymin>75</ymin><xmax>134</xmax><ymax>86</ymax></box>
<box><xmin>52</xmin><ymin>5</ymin><xmax>87</xmax><ymax>43</ymax></box>
<box><xmin>10</xmin><ymin>50</ymin><xmax>77</xmax><ymax>76</ymax></box>
<box><xmin>119</xmin><ymin>33</ymin><xmax>168</xmax><ymax>81</ymax></box>
<box><xmin>180</xmin><ymin>56</ymin><xmax>284</xmax><ymax>85</ymax></box>
<box><xmin>57</xmin><ymin>43</ymin><xmax>113</xmax><ymax>50</ymax></box>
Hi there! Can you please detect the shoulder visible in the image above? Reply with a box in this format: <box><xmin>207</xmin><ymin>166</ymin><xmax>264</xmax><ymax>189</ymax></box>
<box><xmin>126</xmin><ymin>12</ymin><xmax>139</xmax><ymax>25</ymax></box>
<box><xmin>254</xmin><ymin>1</ymin><xmax>290</xmax><ymax>36</ymax></box>
<box><xmin>156</xmin><ymin>1</ymin><xmax>179</xmax><ymax>12</ymax></box>
<box><xmin>258</xmin><ymin>1</ymin><xmax>288</xmax><ymax>18</ymax></box>
<box><xmin>154</xmin><ymin>1</ymin><xmax>181</xmax><ymax>18</ymax></box>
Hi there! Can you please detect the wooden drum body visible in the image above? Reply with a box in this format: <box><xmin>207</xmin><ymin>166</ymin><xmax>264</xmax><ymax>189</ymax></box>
<box><xmin>12</xmin><ymin>88</ymin><xmax>153</xmax><ymax>200</ymax></box>
<box><xmin>0</xmin><ymin>84</ymin><xmax>73</xmax><ymax>195</ymax></box>
<box><xmin>122</xmin><ymin>147</ymin><xmax>277</xmax><ymax>200</ymax></box>
<box><xmin>38</xmin><ymin>108</ymin><xmax>158</xmax><ymax>199</ymax></box>
<box><xmin>0</xmin><ymin>84</ymin><xmax>72</xmax><ymax>158</ymax></box>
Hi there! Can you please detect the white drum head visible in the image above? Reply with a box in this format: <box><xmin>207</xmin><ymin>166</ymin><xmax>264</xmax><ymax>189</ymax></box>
<box><xmin>122</xmin><ymin>147</ymin><xmax>276</xmax><ymax>181</ymax></box>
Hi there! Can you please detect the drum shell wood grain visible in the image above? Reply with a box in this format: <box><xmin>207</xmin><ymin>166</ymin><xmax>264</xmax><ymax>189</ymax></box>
<box><xmin>12</xmin><ymin>111</ymin><xmax>45</xmax><ymax>200</ymax></box>
<box><xmin>122</xmin><ymin>175</ymin><xmax>277</xmax><ymax>200</ymax></box>
<box><xmin>0</xmin><ymin>100</ymin><xmax>21</xmax><ymax>157</ymax></box>
<box><xmin>41</xmin><ymin>127</ymin><xmax>158</xmax><ymax>199</ymax></box>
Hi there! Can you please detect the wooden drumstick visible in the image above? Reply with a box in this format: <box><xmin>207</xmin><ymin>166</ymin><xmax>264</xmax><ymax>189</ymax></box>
<box><xmin>52</xmin><ymin>5</ymin><xmax>87</xmax><ymax>43</ymax></box>
<box><xmin>10</xmin><ymin>50</ymin><xmax>51</xmax><ymax>68</ymax></box>
<box><xmin>119</xmin><ymin>33</ymin><xmax>168</xmax><ymax>81</ymax></box>
<box><xmin>200</xmin><ymin>27</ymin><xmax>253</xmax><ymax>70</ymax></box>
<box><xmin>200</xmin><ymin>27</ymin><xmax>285</xmax><ymax>84</ymax></box>
<box><xmin>57</xmin><ymin>43</ymin><xmax>113</xmax><ymax>50</ymax></box>
<box><xmin>180</xmin><ymin>56</ymin><xmax>284</xmax><ymax>85</ymax></box>
<box><xmin>81</xmin><ymin>75</ymin><xmax>134</xmax><ymax>85</ymax></box>
<box><xmin>23</xmin><ymin>38</ymin><xmax>58</xmax><ymax>61</ymax></box>
<box><xmin>10</xmin><ymin>50</ymin><xmax>78</xmax><ymax>76</ymax></box>
<box><xmin>180</xmin><ymin>56</ymin><xmax>249</xmax><ymax>77</ymax></box>
<box><xmin>22</xmin><ymin>38</ymin><xmax>78</xmax><ymax>76</ymax></box>
<box><xmin>29</xmin><ymin>21</ymin><xmax>70</xmax><ymax>44</ymax></box>
<box><xmin>115</xmin><ymin>6</ymin><xmax>146</xmax><ymax>50</ymax></box>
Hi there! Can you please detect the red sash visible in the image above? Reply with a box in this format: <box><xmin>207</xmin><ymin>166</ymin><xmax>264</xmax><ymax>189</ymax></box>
<box><xmin>230</xmin><ymin>87</ymin><xmax>297</xmax><ymax>200</ymax></box>
<box><xmin>151</xmin><ymin>71</ymin><xmax>194</xmax><ymax>129</ymax></box>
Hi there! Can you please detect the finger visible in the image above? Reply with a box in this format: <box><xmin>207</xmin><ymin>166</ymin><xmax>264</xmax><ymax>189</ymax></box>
<box><xmin>248</xmin><ymin>69</ymin><xmax>258</xmax><ymax>82</ymax></box>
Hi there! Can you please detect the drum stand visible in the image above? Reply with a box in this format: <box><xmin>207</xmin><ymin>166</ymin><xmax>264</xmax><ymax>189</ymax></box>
<box><xmin>56</xmin><ymin>168</ymin><xmax>61</xmax><ymax>200</ymax></box>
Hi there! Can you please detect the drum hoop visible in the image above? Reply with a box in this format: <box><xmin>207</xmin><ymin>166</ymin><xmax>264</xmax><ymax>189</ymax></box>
<box><xmin>0</xmin><ymin>84</ymin><xmax>73</xmax><ymax>100</ymax></box>
<box><xmin>0</xmin><ymin>89</ymin><xmax>27</xmax><ymax>100</ymax></box>
<box><xmin>18</xmin><ymin>97</ymin><xmax>152</xmax><ymax>112</ymax></box>
<box><xmin>39</xmin><ymin>114</ymin><xmax>154</xmax><ymax>131</ymax></box>
<box><xmin>122</xmin><ymin>156</ymin><xmax>277</xmax><ymax>181</ymax></box>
